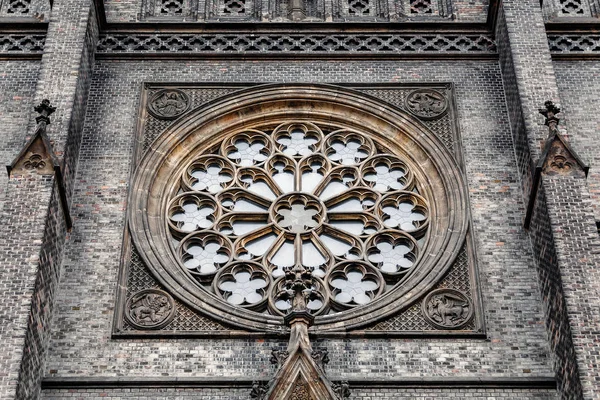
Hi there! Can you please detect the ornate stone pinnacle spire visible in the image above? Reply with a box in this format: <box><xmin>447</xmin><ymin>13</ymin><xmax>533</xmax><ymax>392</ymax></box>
<box><xmin>34</xmin><ymin>99</ymin><xmax>56</xmax><ymax>126</ymax></box>
<box><xmin>283</xmin><ymin>264</ymin><xmax>314</xmax><ymax>313</ymax></box>
<box><xmin>250</xmin><ymin>263</ymin><xmax>348</xmax><ymax>399</ymax></box>
<box><xmin>539</xmin><ymin>100</ymin><xmax>561</xmax><ymax>134</ymax></box>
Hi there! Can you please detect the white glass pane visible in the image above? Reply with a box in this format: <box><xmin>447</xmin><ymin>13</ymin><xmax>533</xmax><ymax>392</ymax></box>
<box><xmin>233</xmin><ymin>199</ymin><xmax>267</xmax><ymax>212</ymax></box>
<box><xmin>247</xmin><ymin>182</ymin><xmax>277</xmax><ymax>200</ymax></box>
<box><xmin>271</xmin><ymin>240</ymin><xmax>295</xmax><ymax>268</ymax></box>
<box><xmin>273</xmin><ymin>171</ymin><xmax>295</xmax><ymax>193</ymax></box>
<box><xmin>319</xmin><ymin>234</ymin><xmax>351</xmax><ymax>257</ymax></box>
<box><xmin>301</xmin><ymin>172</ymin><xmax>324</xmax><ymax>194</ymax></box>
<box><xmin>307</xmin><ymin>299</ymin><xmax>323</xmax><ymax>310</ymax></box>
<box><xmin>319</xmin><ymin>181</ymin><xmax>348</xmax><ymax>201</ymax></box>
<box><xmin>302</xmin><ymin>241</ymin><xmax>326</xmax><ymax>267</ymax></box>
<box><xmin>275</xmin><ymin>299</ymin><xmax>292</xmax><ymax>310</ymax></box>
<box><xmin>245</xmin><ymin>233</ymin><xmax>277</xmax><ymax>257</ymax></box>
<box><xmin>330</xmin><ymin>220</ymin><xmax>365</xmax><ymax>236</ymax></box>
<box><xmin>329</xmin><ymin>198</ymin><xmax>363</xmax><ymax>212</ymax></box>
<box><xmin>232</xmin><ymin>220</ymin><xmax>268</xmax><ymax>236</ymax></box>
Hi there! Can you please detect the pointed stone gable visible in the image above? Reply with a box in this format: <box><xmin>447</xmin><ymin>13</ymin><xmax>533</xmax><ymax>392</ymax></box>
<box><xmin>7</xmin><ymin>126</ymin><xmax>58</xmax><ymax>177</ymax></box>
<box><xmin>538</xmin><ymin>132</ymin><xmax>589</xmax><ymax>178</ymax></box>
<box><xmin>266</xmin><ymin>345</ymin><xmax>337</xmax><ymax>400</ymax></box>
<box><xmin>7</xmin><ymin>99</ymin><xmax>59</xmax><ymax>177</ymax></box>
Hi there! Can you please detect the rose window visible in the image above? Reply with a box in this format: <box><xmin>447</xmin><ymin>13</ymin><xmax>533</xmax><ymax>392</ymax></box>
<box><xmin>130</xmin><ymin>86</ymin><xmax>470</xmax><ymax>332</ymax></box>
<box><xmin>165</xmin><ymin>121</ymin><xmax>430</xmax><ymax>316</ymax></box>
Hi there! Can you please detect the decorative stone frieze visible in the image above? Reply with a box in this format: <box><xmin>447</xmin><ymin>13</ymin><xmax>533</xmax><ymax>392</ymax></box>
<box><xmin>97</xmin><ymin>33</ymin><xmax>496</xmax><ymax>56</ymax></box>
<box><xmin>0</xmin><ymin>34</ymin><xmax>46</xmax><ymax>54</ymax></box>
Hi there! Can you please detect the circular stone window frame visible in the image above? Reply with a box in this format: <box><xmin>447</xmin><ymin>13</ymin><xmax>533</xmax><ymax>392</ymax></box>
<box><xmin>129</xmin><ymin>83</ymin><xmax>469</xmax><ymax>333</ymax></box>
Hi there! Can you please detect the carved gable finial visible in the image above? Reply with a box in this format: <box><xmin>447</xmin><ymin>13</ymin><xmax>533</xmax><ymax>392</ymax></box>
<box><xmin>7</xmin><ymin>100</ymin><xmax>59</xmax><ymax>177</ymax></box>
<box><xmin>535</xmin><ymin>100</ymin><xmax>588</xmax><ymax>178</ymax></box>
<box><xmin>6</xmin><ymin>99</ymin><xmax>72</xmax><ymax>229</ymax></box>
<box><xmin>253</xmin><ymin>266</ymin><xmax>350</xmax><ymax>400</ymax></box>
<box><xmin>539</xmin><ymin>100</ymin><xmax>561</xmax><ymax>134</ymax></box>
<box><xmin>34</xmin><ymin>98</ymin><xmax>56</xmax><ymax>126</ymax></box>
<box><xmin>284</xmin><ymin>265</ymin><xmax>315</xmax><ymax>313</ymax></box>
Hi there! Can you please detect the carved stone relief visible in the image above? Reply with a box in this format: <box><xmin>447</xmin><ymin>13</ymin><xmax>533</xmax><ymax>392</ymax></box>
<box><xmin>537</xmin><ymin>101</ymin><xmax>588</xmax><ymax>179</ymax></box>
<box><xmin>405</xmin><ymin>89</ymin><xmax>448</xmax><ymax>120</ymax></box>
<box><xmin>332</xmin><ymin>381</ymin><xmax>351</xmax><ymax>398</ymax></box>
<box><xmin>10</xmin><ymin>140</ymin><xmax>55</xmax><ymax>176</ymax></box>
<box><xmin>8</xmin><ymin>99</ymin><xmax>57</xmax><ymax>177</ymax></box>
<box><xmin>290</xmin><ymin>379</ymin><xmax>312</xmax><ymax>400</ymax></box>
<box><xmin>23</xmin><ymin>154</ymin><xmax>46</xmax><ymax>170</ymax></box>
<box><xmin>125</xmin><ymin>289</ymin><xmax>176</xmax><ymax>329</ymax></box>
<box><xmin>542</xmin><ymin>138</ymin><xmax>587</xmax><ymax>178</ymax></box>
<box><xmin>147</xmin><ymin>89</ymin><xmax>190</xmax><ymax>120</ymax></box>
<box><xmin>422</xmin><ymin>288</ymin><xmax>473</xmax><ymax>329</ymax></box>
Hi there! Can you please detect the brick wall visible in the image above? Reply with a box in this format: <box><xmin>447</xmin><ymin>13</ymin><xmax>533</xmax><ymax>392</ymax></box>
<box><xmin>493</xmin><ymin>1</ymin><xmax>594</xmax><ymax>397</ymax></box>
<box><xmin>0</xmin><ymin>61</ymin><xmax>40</xmax><ymax>208</ymax></box>
<box><xmin>553</xmin><ymin>60</ymin><xmax>600</xmax><ymax>221</ymax></box>
<box><xmin>0</xmin><ymin>0</ymin><xmax>98</xmax><ymax>397</ymax></box>
<box><xmin>542</xmin><ymin>175</ymin><xmax>600</xmax><ymax>399</ymax></box>
<box><xmin>0</xmin><ymin>174</ymin><xmax>55</xmax><ymax>399</ymax></box>
<box><xmin>528</xmin><ymin>185</ymin><xmax>583</xmax><ymax>397</ymax></box>
<box><xmin>41</xmin><ymin>387</ymin><xmax>558</xmax><ymax>399</ymax></box>
<box><xmin>453</xmin><ymin>0</ymin><xmax>489</xmax><ymax>20</ymax></box>
<box><xmin>43</xmin><ymin>60</ymin><xmax>554</xmax><ymax>391</ymax></box>
<box><xmin>16</xmin><ymin>189</ymin><xmax>67</xmax><ymax>399</ymax></box>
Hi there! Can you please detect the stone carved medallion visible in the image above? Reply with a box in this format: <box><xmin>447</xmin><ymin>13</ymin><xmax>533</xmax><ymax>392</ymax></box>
<box><xmin>422</xmin><ymin>288</ymin><xmax>473</xmax><ymax>329</ymax></box>
<box><xmin>148</xmin><ymin>89</ymin><xmax>190</xmax><ymax>120</ymax></box>
<box><xmin>125</xmin><ymin>289</ymin><xmax>176</xmax><ymax>329</ymax></box>
<box><xmin>405</xmin><ymin>89</ymin><xmax>448</xmax><ymax>120</ymax></box>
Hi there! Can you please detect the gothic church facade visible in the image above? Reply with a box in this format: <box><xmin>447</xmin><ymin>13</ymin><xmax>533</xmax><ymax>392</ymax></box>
<box><xmin>1</xmin><ymin>0</ymin><xmax>600</xmax><ymax>399</ymax></box>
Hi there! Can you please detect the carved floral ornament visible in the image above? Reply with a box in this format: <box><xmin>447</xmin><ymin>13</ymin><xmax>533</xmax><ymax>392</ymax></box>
<box><xmin>129</xmin><ymin>84</ymin><xmax>469</xmax><ymax>332</ymax></box>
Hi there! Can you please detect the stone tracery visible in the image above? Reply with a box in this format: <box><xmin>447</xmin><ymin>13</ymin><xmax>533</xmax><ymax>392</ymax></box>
<box><xmin>129</xmin><ymin>84</ymin><xmax>470</xmax><ymax>331</ymax></box>
<box><xmin>166</xmin><ymin>121</ymin><xmax>432</xmax><ymax>316</ymax></box>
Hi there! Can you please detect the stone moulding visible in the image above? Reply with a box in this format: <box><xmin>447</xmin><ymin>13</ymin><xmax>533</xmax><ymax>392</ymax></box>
<box><xmin>126</xmin><ymin>83</ymin><xmax>472</xmax><ymax>333</ymax></box>
<box><xmin>96</xmin><ymin>32</ymin><xmax>497</xmax><ymax>58</ymax></box>
<box><xmin>40</xmin><ymin>375</ymin><xmax>558</xmax><ymax>390</ymax></box>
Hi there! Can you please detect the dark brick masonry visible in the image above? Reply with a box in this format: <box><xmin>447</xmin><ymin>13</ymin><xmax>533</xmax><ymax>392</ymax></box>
<box><xmin>2</xmin><ymin>0</ymin><xmax>600</xmax><ymax>399</ymax></box>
